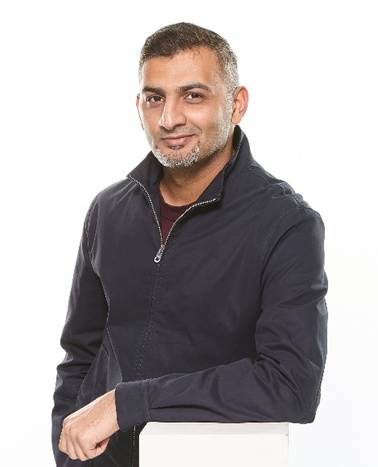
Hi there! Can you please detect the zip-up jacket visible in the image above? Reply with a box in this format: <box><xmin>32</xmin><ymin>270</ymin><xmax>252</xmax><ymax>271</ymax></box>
<box><xmin>52</xmin><ymin>126</ymin><xmax>328</xmax><ymax>466</ymax></box>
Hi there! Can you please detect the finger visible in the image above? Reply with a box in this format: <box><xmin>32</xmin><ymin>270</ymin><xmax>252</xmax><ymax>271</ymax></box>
<box><xmin>92</xmin><ymin>437</ymin><xmax>110</xmax><ymax>457</ymax></box>
<box><xmin>68</xmin><ymin>430</ymin><xmax>108</xmax><ymax>461</ymax></box>
<box><xmin>59</xmin><ymin>427</ymin><xmax>88</xmax><ymax>461</ymax></box>
<box><xmin>58</xmin><ymin>430</ymin><xmax>67</xmax><ymax>455</ymax></box>
<box><xmin>77</xmin><ymin>437</ymin><xmax>110</xmax><ymax>460</ymax></box>
<box><xmin>63</xmin><ymin>438</ymin><xmax>91</xmax><ymax>461</ymax></box>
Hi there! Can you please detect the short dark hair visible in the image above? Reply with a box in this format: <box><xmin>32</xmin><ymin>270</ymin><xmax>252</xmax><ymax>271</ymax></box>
<box><xmin>139</xmin><ymin>22</ymin><xmax>239</xmax><ymax>92</ymax></box>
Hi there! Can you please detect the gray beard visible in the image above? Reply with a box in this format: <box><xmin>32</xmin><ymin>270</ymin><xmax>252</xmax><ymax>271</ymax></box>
<box><xmin>152</xmin><ymin>144</ymin><xmax>200</xmax><ymax>168</ymax></box>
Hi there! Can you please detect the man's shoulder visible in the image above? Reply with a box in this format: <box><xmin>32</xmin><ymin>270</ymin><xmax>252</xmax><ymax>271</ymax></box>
<box><xmin>95</xmin><ymin>177</ymin><xmax>134</xmax><ymax>201</ymax></box>
<box><xmin>241</xmin><ymin>161</ymin><xmax>304</xmax><ymax>206</ymax></box>
<box><xmin>83</xmin><ymin>176</ymin><xmax>137</xmax><ymax>223</ymax></box>
<box><xmin>239</xmin><ymin>160</ymin><xmax>324</xmax><ymax>227</ymax></box>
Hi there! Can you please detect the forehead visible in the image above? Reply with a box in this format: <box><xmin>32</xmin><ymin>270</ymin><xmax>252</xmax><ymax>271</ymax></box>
<box><xmin>139</xmin><ymin>47</ymin><xmax>224</xmax><ymax>89</ymax></box>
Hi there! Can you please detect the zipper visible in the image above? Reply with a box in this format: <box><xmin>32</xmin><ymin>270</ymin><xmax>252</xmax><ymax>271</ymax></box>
<box><xmin>129</xmin><ymin>175</ymin><xmax>217</xmax><ymax>467</ymax></box>
<box><xmin>129</xmin><ymin>175</ymin><xmax>218</xmax><ymax>263</ymax></box>
<box><xmin>154</xmin><ymin>244</ymin><xmax>165</xmax><ymax>263</ymax></box>
<box><xmin>128</xmin><ymin>178</ymin><xmax>217</xmax><ymax>465</ymax></box>
<box><xmin>130</xmin><ymin>425</ymin><xmax>136</xmax><ymax>467</ymax></box>
<box><xmin>154</xmin><ymin>198</ymin><xmax>217</xmax><ymax>262</ymax></box>
<box><xmin>129</xmin><ymin>175</ymin><xmax>164</xmax><ymax>248</ymax></box>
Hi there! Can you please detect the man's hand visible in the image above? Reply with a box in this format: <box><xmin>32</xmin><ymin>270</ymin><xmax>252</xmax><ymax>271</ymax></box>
<box><xmin>59</xmin><ymin>389</ymin><xmax>120</xmax><ymax>461</ymax></box>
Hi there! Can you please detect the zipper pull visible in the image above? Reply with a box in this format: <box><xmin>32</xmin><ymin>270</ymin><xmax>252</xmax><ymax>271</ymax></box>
<box><xmin>154</xmin><ymin>244</ymin><xmax>165</xmax><ymax>263</ymax></box>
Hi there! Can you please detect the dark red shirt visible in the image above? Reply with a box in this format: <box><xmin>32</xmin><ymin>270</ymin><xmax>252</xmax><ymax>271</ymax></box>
<box><xmin>159</xmin><ymin>190</ymin><xmax>193</xmax><ymax>243</ymax></box>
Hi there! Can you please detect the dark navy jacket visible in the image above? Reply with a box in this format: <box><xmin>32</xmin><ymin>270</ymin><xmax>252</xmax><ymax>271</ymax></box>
<box><xmin>52</xmin><ymin>126</ymin><xmax>328</xmax><ymax>466</ymax></box>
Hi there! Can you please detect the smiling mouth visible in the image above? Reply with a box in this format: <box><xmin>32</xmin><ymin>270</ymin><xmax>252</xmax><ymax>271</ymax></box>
<box><xmin>162</xmin><ymin>135</ymin><xmax>193</xmax><ymax>148</ymax></box>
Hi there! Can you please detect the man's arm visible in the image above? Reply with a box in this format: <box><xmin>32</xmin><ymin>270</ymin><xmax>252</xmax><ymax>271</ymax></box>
<box><xmin>52</xmin><ymin>216</ymin><xmax>109</xmax><ymax>464</ymax></box>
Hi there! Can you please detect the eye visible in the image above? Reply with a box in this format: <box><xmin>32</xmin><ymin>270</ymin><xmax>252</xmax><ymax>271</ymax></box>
<box><xmin>186</xmin><ymin>93</ymin><xmax>203</xmax><ymax>102</ymax></box>
<box><xmin>145</xmin><ymin>95</ymin><xmax>164</xmax><ymax>104</ymax></box>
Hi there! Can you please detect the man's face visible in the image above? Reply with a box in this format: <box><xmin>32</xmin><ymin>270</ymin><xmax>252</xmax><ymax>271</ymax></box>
<box><xmin>137</xmin><ymin>47</ymin><xmax>234</xmax><ymax>169</ymax></box>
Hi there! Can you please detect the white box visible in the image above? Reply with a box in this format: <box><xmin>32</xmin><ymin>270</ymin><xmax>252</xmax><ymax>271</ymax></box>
<box><xmin>140</xmin><ymin>422</ymin><xmax>289</xmax><ymax>466</ymax></box>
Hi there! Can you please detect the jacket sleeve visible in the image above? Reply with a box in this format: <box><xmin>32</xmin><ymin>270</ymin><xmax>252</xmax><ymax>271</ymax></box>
<box><xmin>115</xmin><ymin>207</ymin><xmax>328</xmax><ymax>431</ymax></box>
<box><xmin>51</xmin><ymin>201</ymin><xmax>109</xmax><ymax>465</ymax></box>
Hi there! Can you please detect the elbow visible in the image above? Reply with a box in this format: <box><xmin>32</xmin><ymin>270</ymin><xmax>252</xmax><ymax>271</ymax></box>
<box><xmin>285</xmin><ymin>372</ymin><xmax>324</xmax><ymax>424</ymax></box>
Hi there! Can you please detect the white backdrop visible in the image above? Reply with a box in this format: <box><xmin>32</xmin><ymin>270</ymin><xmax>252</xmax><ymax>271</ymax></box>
<box><xmin>1</xmin><ymin>1</ymin><xmax>377</xmax><ymax>465</ymax></box>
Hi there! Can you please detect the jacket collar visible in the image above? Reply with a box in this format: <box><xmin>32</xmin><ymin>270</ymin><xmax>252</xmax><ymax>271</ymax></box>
<box><xmin>128</xmin><ymin>125</ymin><xmax>253</xmax><ymax>204</ymax></box>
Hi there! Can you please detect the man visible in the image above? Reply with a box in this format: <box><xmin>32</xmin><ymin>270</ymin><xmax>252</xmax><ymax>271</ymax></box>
<box><xmin>53</xmin><ymin>22</ymin><xmax>328</xmax><ymax>466</ymax></box>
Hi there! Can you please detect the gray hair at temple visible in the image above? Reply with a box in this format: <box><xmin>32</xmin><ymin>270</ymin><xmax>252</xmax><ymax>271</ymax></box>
<box><xmin>138</xmin><ymin>22</ymin><xmax>240</xmax><ymax>94</ymax></box>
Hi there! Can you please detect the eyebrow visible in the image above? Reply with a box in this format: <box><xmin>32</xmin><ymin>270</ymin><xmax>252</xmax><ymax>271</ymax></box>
<box><xmin>141</xmin><ymin>82</ymin><xmax>212</xmax><ymax>95</ymax></box>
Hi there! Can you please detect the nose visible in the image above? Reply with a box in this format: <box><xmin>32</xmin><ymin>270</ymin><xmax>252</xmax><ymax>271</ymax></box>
<box><xmin>158</xmin><ymin>100</ymin><xmax>186</xmax><ymax>130</ymax></box>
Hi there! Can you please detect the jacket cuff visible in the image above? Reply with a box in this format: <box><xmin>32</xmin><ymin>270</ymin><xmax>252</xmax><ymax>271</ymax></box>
<box><xmin>115</xmin><ymin>380</ymin><xmax>151</xmax><ymax>432</ymax></box>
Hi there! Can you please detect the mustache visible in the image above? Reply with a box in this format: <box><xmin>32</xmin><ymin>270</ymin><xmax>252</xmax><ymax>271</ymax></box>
<box><xmin>158</xmin><ymin>127</ymin><xmax>200</xmax><ymax>138</ymax></box>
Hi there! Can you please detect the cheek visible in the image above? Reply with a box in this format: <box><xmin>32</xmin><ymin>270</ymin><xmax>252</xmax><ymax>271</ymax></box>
<box><xmin>139</xmin><ymin>112</ymin><xmax>155</xmax><ymax>135</ymax></box>
<box><xmin>187</xmin><ymin>108</ymin><xmax>216</xmax><ymax>131</ymax></box>
<box><xmin>208</xmin><ymin>107</ymin><xmax>232</xmax><ymax>133</ymax></box>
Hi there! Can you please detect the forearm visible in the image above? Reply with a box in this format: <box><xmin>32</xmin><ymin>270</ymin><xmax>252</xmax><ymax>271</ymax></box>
<box><xmin>115</xmin><ymin>331</ymin><xmax>327</xmax><ymax>433</ymax></box>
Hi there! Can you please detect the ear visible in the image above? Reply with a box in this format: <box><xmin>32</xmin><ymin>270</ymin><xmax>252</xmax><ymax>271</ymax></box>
<box><xmin>231</xmin><ymin>86</ymin><xmax>249</xmax><ymax>124</ymax></box>
<box><xmin>136</xmin><ymin>94</ymin><xmax>144</xmax><ymax>130</ymax></box>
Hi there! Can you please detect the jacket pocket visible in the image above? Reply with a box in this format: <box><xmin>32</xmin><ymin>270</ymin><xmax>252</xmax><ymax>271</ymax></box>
<box><xmin>76</xmin><ymin>336</ymin><xmax>123</xmax><ymax>410</ymax></box>
<box><xmin>76</xmin><ymin>345</ymin><xmax>110</xmax><ymax>409</ymax></box>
